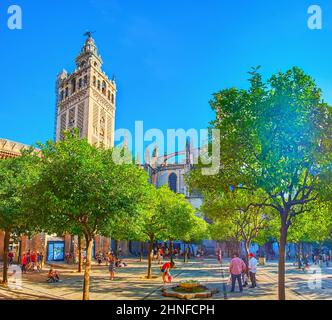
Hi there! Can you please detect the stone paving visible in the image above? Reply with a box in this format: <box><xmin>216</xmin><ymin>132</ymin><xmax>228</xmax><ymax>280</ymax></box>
<box><xmin>0</xmin><ymin>258</ymin><xmax>331</xmax><ymax>300</ymax></box>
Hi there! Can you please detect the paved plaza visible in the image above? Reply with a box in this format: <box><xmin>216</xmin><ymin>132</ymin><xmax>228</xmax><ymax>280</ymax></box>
<box><xmin>0</xmin><ymin>258</ymin><xmax>331</xmax><ymax>300</ymax></box>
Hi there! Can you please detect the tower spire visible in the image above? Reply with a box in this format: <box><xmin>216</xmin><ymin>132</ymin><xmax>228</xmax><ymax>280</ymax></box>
<box><xmin>75</xmin><ymin>31</ymin><xmax>103</xmax><ymax>69</ymax></box>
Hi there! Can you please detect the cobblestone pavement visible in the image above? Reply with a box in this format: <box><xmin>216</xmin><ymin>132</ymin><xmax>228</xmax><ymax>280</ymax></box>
<box><xmin>0</xmin><ymin>258</ymin><xmax>331</xmax><ymax>300</ymax></box>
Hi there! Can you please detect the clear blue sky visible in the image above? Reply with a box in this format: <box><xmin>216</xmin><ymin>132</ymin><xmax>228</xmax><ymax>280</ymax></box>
<box><xmin>1</xmin><ymin>0</ymin><xmax>332</xmax><ymax>145</ymax></box>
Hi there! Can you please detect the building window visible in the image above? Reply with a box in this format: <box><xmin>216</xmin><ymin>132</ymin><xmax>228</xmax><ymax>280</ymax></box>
<box><xmin>78</xmin><ymin>78</ymin><xmax>82</xmax><ymax>89</ymax></box>
<box><xmin>108</xmin><ymin>90</ymin><xmax>111</xmax><ymax>100</ymax></box>
<box><xmin>65</xmin><ymin>87</ymin><xmax>69</xmax><ymax>98</ymax></box>
<box><xmin>59</xmin><ymin>91</ymin><xmax>64</xmax><ymax>101</ymax></box>
<box><xmin>168</xmin><ymin>173</ymin><xmax>177</xmax><ymax>193</ymax></box>
<box><xmin>84</xmin><ymin>75</ymin><xmax>88</xmax><ymax>86</ymax></box>
<box><xmin>111</xmin><ymin>93</ymin><xmax>115</xmax><ymax>104</ymax></box>
<box><xmin>93</xmin><ymin>76</ymin><xmax>96</xmax><ymax>87</ymax></box>
<box><xmin>102</xmin><ymin>81</ymin><xmax>106</xmax><ymax>95</ymax></box>
<box><xmin>97</xmin><ymin>80</ymin><xmax>101</xmax><ymax>90</ymax></box>
<box><xmin>71</xmin><ymin>78</ymin><xmax>76</xmax><ymax>93</ymax></box>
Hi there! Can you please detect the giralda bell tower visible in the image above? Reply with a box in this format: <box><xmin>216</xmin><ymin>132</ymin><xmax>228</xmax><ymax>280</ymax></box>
<box><xmin>55</xmin><ymin>33</ymin><xmax>116</xmax><ymax>148</ymax></box>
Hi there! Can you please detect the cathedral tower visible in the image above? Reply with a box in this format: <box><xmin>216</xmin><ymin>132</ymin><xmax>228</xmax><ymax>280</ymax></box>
<box><xmin>55</xmin><ymin>33</ymin><xmax>116</xmax><ymax>148</ymax></box>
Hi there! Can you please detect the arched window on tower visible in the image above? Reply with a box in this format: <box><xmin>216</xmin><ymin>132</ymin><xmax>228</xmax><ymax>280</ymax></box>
<box><xmin>71</xmin><ymin>78</ymin><xmax>76</xmax><ymax>94</ymax></box>
<box><xmin>97</xmin><ymin>80</ymin><xmax>101</xmax><ymax>90</ymax></box>
<box><xmin>102</xmin><ymin>81</ymin><xmax>106</xmax><ymax>95</ymax></box>
<box><xmin>168</xmin><ymin>173</ymin><xmax>177</xmax><ymax>193</ymax></box>
<box><xmin>108</xmin><ymin>90</ymin><xmax>111</xmax><ymax>100</ymax></box>
<box><xmin>93</xmin><ymin>76</ymin><xmax>96</xmax><ymax>87</ymax></box>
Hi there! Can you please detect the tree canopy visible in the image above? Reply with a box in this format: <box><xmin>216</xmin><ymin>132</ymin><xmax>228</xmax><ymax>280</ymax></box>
<box><xmin>25</xmin><ymin>131</ymin><xmax>150</xmax><ymax>299</ymax></box>
<box><xmin>189</xmin><ymin>67</ymin><xmax>332</xmax><ymax>300</ymax></box>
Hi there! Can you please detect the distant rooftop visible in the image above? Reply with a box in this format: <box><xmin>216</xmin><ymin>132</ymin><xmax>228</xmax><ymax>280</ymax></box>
<box><xmin>0</xmin><ymin>138</ymin><xmax>36</xmax><ymax>159</ymax></box>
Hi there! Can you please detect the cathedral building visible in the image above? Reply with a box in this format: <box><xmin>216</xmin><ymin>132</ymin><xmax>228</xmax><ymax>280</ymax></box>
<box><xmin>0</xmin><ymin>35</ymin><xmax>291</xmax><ymax>262</ymax></box>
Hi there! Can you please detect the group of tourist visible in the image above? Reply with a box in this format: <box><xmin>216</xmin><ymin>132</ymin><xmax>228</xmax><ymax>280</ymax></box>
<box><xmin>228</xmin><ymin>252</ymin><xmax>258</xmax><ymax>292</ymax></box>
<box><xmin>296</xmin><ymin>252</ymin><xmax>331</xmax><ymax>271</ymax></box>
<box><xmin>158</xmin><ymin>250</ymin><xmax>259</xmax><ymax>291</ymax></box>
<box><xmin>20</xmin><ymin>250</ymin><xmax>44</xmax><ymax>273</ymax></box>
<box><xmin>150</xmin><ymin>244</ymin><xmax>207</xmax><ymax>265</ymax></box>
<box><xmin>98</xmin><ymin>251</ymin><xmax>128</xmax><ymax>281</ymax></box>
<box><xmin>151</xmin><ymin>245</ymin><xmax>182</xmax><ymax>264</ymax></box>
<box><xmin>312</xmin><ymin>253</ymin><xmax>330</xmax><ymax>267</ymax></box>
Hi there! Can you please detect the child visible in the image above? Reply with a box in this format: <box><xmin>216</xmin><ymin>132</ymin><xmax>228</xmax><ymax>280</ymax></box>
<box><xmin>243</xmin><ymin>272</ymin><xmax>249</xmax><ymax>287</ymax></box>
<box><xmin>161</xmin><ymin>261</ymin><xmax>175</xmax><ymax>286</ymax></box>
<box><xmin>47</xmin><ymin>268</ymin><xmax>60</xmax><ymax>283</ymax></box>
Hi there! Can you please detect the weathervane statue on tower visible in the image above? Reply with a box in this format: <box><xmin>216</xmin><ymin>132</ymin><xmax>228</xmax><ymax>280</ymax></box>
<box><xmin>83</xmin><ymin>31</ymin><xmax>95</xmax><ymax>39</ymax></box>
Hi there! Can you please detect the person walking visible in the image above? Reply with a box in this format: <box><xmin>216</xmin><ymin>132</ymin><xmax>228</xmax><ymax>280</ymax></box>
<box><xmin>108</xmin><ymin>257</ymin><xmax>115</xmax><ymax>281</ymax></box>
<box><xmin>217</xmin><ymin>249</ymin><xmax>222</xmax><ymax>266</ymax></box>
<box><xmin>26</xmin><ymin>251</ymin><xmax>31</xmax><ymax>271</ymax></box>
<box><xmin>248</xmin><ymin>253</ymin><xmax>258</xmax><ymax>288</ymax></box>
<box><xmin>303</xmin><ymin>254</ymin><xmax>310</xmax><ymax>272</ymax></box>
<box><xmin>8</xmin><ymin>251</ymin><xmax>14</xmax><ymax>266</ymax></box>
<box><xmin>229</xmin><ymin>252</ymin><xmax>246</xmax><ymax>293</ymax></box>
<box><xmin>21</xmin><ymin>253</ymin><xmax>27</xmax><ymax>274</ymax></box>
<box><xmin>30</xmin><ymin>251</ymin><xmax>37</xmax><ymax>271</ymax></box>
<box><xmin>157</xmin><ymin>248</ymin><xmax>162</xmax><ymax>265</ymax></box>
<box><xmin>319</xmin><ymin>253</ymin><xmax>323</xmax><ymax>268</ymax></box>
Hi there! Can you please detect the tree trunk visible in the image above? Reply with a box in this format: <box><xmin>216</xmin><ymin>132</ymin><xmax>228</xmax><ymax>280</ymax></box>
<box><xmin>2</xmin><ymin>230</ymin><xmax>10</xmax><ymax>286</ymax></box>
<box><xmin>183</xmin><ymin>243</ymin><xmax>187</xmax><ymax>263</ymax></box>
<box><xmin>18</xmin><ymin>240</ymin><xmax>22</xmax><ymax>265</ymax></box>
<box><xmin>114</xmin><ymin>239</ymin><xmax>119</xmax><ymax>258</ymax></box>
<box><xmin>78</xmin><ymin>235</ymin><xmax>83</xmax><ymax>273</ymax></box>
<box><xmin>296</xmin><ymin>242</ymin><xmax>301</xmax><ymax>267</ymax></box>
<box><xmin>82</xmin><ymin>235</ymin><xmax>93</xmax><ymax>300</ymax></box>
<box><xmin>187</xmin><ymin>243</ymin><xmax>191</xmax><ymax>261</ymax></box>
<box><xmin>169</xmin><ymin>239</ymin><xmax>174</xmax><ymax>264</ymax></box>
<box><xmin>278</xmin><ymin>215</ymin><xmax>289</xmax><ymax>301</ymax></box>
<box><xmin>140</xmin><ymin>241</ymin><xmax>144</xmax><ymax>262</ymax></box>
<box><xmin>147</xmin><ymin>236</ymin><xmax>154</xmax><ymax>279</ymax></box>
<box><xmin>244</xmin><ymin>240</ymin><xmax>250</xmax><ymax>273</ymax></box>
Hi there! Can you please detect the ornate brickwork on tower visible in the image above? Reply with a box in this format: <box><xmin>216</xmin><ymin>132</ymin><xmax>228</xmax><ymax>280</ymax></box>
<box><xmin>55</xmin><ymin>34</ymin><xmax>116</xmax><ymax>148</ymax></box>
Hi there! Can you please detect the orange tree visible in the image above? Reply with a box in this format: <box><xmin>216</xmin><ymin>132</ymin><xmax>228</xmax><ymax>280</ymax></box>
<box><xmin>25</xmin><ymin>132</ymin><xmax>150</xmax><ymax>300</ymax></box>
<box><xmin>189</xmin><ymin>67</ymin><xmax>332</xmax><ymax>300</ymax></box>
<box><xmin>0</xmin><ymin>150</ymin><xmax>39</xmax><ymax>285</ymax></box>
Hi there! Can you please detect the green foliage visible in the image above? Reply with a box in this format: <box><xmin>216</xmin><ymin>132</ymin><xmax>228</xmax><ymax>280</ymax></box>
<box><xmin>203</xmin><ymin>189</ymin><xmax>273</xmax><ymax>246</ymax></box>
<box><xmin>189</xmin><ymin>67</ymin><xmax>332</xmax><ymax>298</ymax></box>
<box><xmin>190</xmin><ymin>66</ymin><xmax>332</xmax><ymax>232</ymax></box>
<box><xmin>0</xmin><ymin>150</ymin><xmax>40</xmax><ymax>235</ymax></box>
<box><xmin>184</xmin><ymin>215</ymin><xmax>210</xmax><ymax>243</ymax></box>
<box><xmin>137</xmin><ymin>185</ymin><xmax>203</xmax><ymax>243</ymax></box>
<box><xmin>25</xmin><ymin>131</ymin><xmax>150</xmax><ymax>240</ymax></box>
